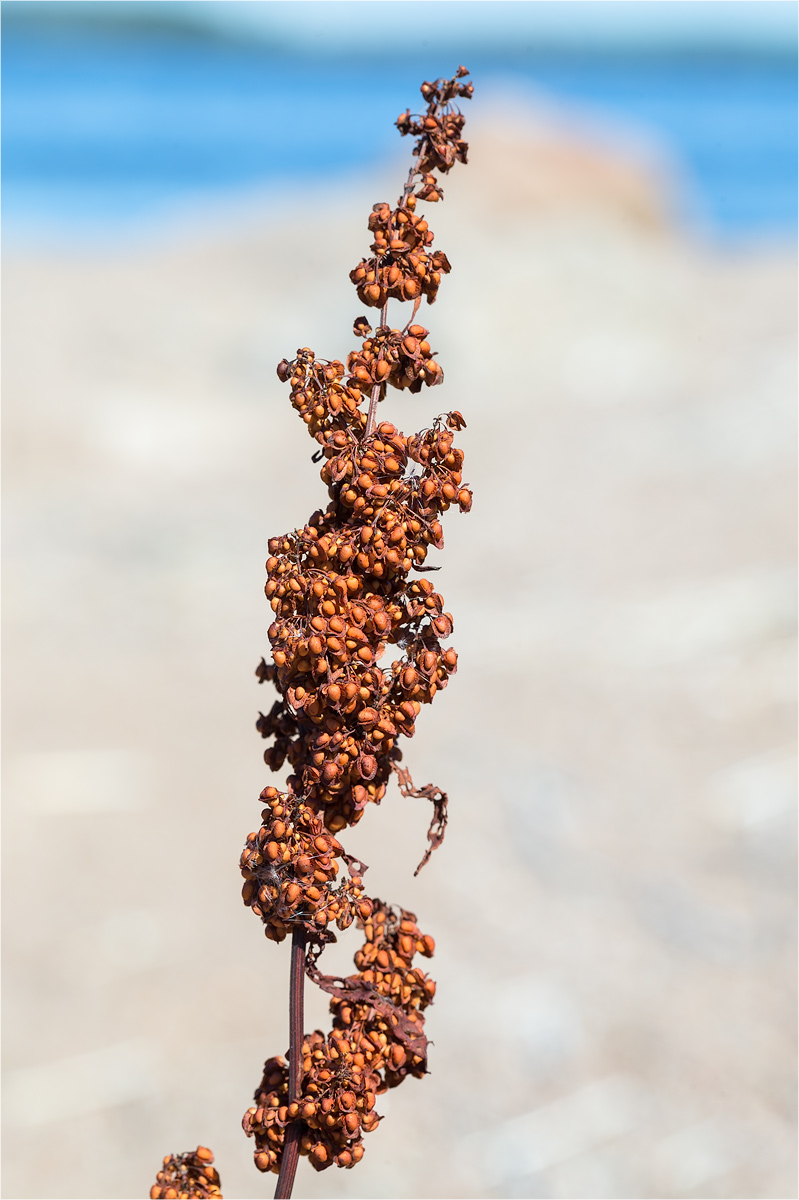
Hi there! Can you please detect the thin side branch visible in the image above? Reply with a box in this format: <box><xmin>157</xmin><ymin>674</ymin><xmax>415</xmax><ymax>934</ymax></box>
<box><xmin>364</xmin><ymin>301</ymin><xmax>389</xmax><ymax>438</ymax></box>
<box><xmin>363</xmin><ymin>159</ymin><xmax>427</xmax><ymax>439</ymax></box>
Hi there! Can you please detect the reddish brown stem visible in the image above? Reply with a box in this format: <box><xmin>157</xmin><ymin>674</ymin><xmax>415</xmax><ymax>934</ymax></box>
<box><xmin>404</xmin><ymin>295</ymin><xmax>422</xmax><ymax>332</ymax></box>
<box><xmin>274</xmin><ymin>926</ymin><xmax>306</xmax><ymax>1200</ymax></box>
<box><xmin>399</xmin><ymin>160</ymin><xmax>418</xmax><ymax>207</ymax></box>
<box><xmin>363</xmin><ymin>154</ymin><xmax>427</xmax><ymax>440</ymax></box>
<box><xmin>364</xmin><ymin>301</ymin><xmax>389</xmax><ymax>438</ymax></box>
<box><xmin>274</xmin><ymin>1117</ymin><xmax>300</xmax><ymax>1198</ymax></box>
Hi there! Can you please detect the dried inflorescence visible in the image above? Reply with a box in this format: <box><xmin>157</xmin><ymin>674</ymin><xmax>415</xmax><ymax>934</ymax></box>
<box><xmin>240</xmin><ymin>786</ymin><xmax>372</xmax><ymax>942</ymax></box>
<box><xmin>350</xmin><ymin>196</ymin><xmax>452</xmax><ymax>308</ymax></box>
<box><xmin>255</xmin><ymin>407</ymin><xmax>468</xmax><ymax>838</ymax></box>
<box><xmin>240</xmin><ymin>66</ymin><xmax>473</xmax><ymax>1187</ymax></box>
<box><xmin>149</xmin><ymin>1147</ymin><xmax>222</xmax><ymax>1199</ymax></box>
<box><xmin>351</xmin><ymin>66</ymin><xmax>473</xmax><ymax>309</ymax></box>
<box><xmin>150</xmin><ymin>62</ymin><xmax>472</xmax><ymax>1200</ymax></box>
<box><xmin>243</xmin><ymin>903</ymin><xmax>436</xmax><ymax>1173</ymax></box>
<box><xmin>327</xmin><ymin>902</ymin><xmax>436</xmax><ymax>1089</ymax></box>
<box><xmin>397</xmin><ymin>69</ymin><xmax>473</xmax><ymax>178</ymax></box>
<box><xmin>243</xmin><ymin>1031</ymin><xmax>379</xmax><ymax>1174</ymax></box>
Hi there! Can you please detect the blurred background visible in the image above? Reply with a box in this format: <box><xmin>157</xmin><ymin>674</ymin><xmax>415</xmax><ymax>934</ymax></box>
<box><xmin>2</xmin><ymin>2</ymin><xmax>796</xmax><ymax>1198</ymax></box>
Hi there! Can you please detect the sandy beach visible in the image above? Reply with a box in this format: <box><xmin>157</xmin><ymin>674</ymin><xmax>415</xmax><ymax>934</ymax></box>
<box><xmin>3</xmin><ymin>107</ymin><xmax>796</xmax><ymax>1199</ymax></box>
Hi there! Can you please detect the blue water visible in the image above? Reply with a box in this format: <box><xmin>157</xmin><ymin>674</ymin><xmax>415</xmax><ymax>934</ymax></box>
<box><xmin>2</xmin><ymin>20</ymin><xmax>797</xmax><ymax>241</ymax></box>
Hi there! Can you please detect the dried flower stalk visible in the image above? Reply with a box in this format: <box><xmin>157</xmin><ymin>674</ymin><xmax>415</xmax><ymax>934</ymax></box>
<box><xmin>150</xmin><ymin>65</ymin><xmax>472</xmax><ymax>1200</ymax></box>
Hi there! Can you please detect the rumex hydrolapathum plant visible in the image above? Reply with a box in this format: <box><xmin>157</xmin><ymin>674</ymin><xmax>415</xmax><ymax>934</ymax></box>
<box><xmin>149</xmin><ymin>66</ymin><xmax>472</xmax><ymax>1200</ymax></box>
<box><xmin>246</xmin><ymin>66</ymin><xmax>473</xmax><ymax>1197</ymax></box>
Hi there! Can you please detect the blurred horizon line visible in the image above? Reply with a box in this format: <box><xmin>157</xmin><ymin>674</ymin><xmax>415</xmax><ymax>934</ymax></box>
<box><xmin>3</xmin><ymin>0</ymin><xmax>797</xmax><ymax>56</ymax></box>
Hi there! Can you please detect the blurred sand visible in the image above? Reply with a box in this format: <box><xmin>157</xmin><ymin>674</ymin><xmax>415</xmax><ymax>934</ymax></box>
<box><xmin>2</xmin><ymin>108</ymin><xmax>796</xmax><ymax>1199</ymax></box>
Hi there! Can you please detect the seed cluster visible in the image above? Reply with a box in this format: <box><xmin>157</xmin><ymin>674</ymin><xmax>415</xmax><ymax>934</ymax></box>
<box><xmin>257</xmin><ymin>408</ymin><xmax>468</xmax><ymax>837</ymax></box>
<box><xmin>397</xmin><ymin>71</ymin><xmax>473</xmax><ymax>177</ymax></box>
<box><xmin>351</xmin><ymin>66</ymin><xmax>472</xmax><ymax>309</ymax></box>
<box><xmin>241</xmin><ymin>66</ymin><xmax>473</xmax><ymax>1185</ymax></box>
<box><xmin>350</xmin><ymin>197</ymin><xmax>451</xmax><ymax>308</ymax></box>
<box><xmin>243</xmin><ymin>903</ymin><xmax>435</xmax><ymax>1173</ymax></box>
<box><xmin>149</xmin><ymin>1147</ymin><xmax>221</xmax><ymax>1200</ymax></box>
<box><xmin>329</xmin><ymin>902</ymin><xmax>436</xmax><ymax>1089</ymax></box>
<box><xmin>240</xmin><ymin>786</ymin><xmax>372</xmax><ymax>942</ymax></box>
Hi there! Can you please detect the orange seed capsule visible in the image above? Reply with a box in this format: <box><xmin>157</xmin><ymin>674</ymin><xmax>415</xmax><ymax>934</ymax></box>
<box><xmin>390</xmin><ymin>1042</ymin><xmax>407</xmax><ymax>1069</ymax></box>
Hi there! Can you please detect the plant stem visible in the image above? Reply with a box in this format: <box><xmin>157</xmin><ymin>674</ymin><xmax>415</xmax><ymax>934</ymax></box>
<box><xmin>274</xmin><ymin>926</ymin><xmax>306</xmax><ymax>1200</ymax></box>
<box><xmin>364</xmin><ymin>301</ymin><xmax>389</xmax><ymax>438</ymax></box>
<box><xmin>363</xmin><ymin>158</ymin><xmax>424</xmax><ymax>440</ymax></box>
